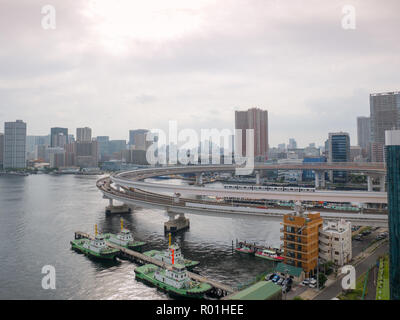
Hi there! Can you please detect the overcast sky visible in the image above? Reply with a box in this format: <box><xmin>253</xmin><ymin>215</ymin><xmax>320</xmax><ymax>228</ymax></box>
<box><xmin>0</xmin><ymin>0</ymin><xmax>399</xmax><ymax>147</ymax></box>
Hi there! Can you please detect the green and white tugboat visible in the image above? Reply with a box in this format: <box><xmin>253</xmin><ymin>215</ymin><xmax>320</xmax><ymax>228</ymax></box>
<box><xmin>71</xmin><ymin>225</ymin><xmax>119</xmax><ymax>260</ymax></box>
<box><xmin>143</xmin><ymin>233</ymin><xmax>199</xmax><ymax>270</ymax></box>
<box><xmin>134</xmin><ymin>262</ymin><xmax>212</xmax><ymax>299</ymax></box>
<box><xmin>103</xmin><ymin>219</ymin><xmax>146</xmax><ymax>252</ymax></box>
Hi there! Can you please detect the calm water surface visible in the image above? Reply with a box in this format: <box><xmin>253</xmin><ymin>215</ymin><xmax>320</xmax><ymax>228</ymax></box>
<box><xmin>0</xmin><ymin>174</ymin><xmax>281</xmax><ymax>299</ymax></box>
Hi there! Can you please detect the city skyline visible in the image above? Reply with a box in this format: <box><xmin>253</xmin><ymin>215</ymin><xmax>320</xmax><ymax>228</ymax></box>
<box><xmin>1</xmin><ymin>1</ymin><xmax>399</xmax><ymax>147</ymax></box>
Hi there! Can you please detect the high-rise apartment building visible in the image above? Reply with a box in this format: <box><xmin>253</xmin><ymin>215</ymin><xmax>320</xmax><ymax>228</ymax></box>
<box><xmin>235</xmin><ymin>108</ymin><xmax>268</xmax><ymax>160</ymax></box>
<box><xmin>370</xmin><ymin>91</ymin><xmax>400</xmax><ymax>162</ymax></box>
<box><xmin>385</xmin><ymin>129</ymin><xmax>400</xmax><ymax>300</ymax></box>
<box><xmin>50</xmin><ymin>127</ymin><xmax>68</xmax><ymax>148</ymax></box>
<box><xmin>328</xmin><ymin>132</ymin><xmax>350</xmax><ymax>183</ymax></box>
<box><xmin>281</xmin><ymin>211</ymin><xmax>323</xmax><ymax>276</ymax></box>
<box><xmin>76</xmin><ymin>127</ymin><xmax>92</xmax><ymax>142</ymax></box>
<box><xmin>3</xmin><ymin>120</ymin><xmax>27</xmax><ymax>169</ymax></box>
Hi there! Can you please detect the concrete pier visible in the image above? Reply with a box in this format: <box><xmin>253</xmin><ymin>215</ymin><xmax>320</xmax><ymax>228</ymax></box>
<box><xmin>164</xmin><ymin>212</ymin><xmax>190</xmax><ymax>233</ymax></box>
<box><xmin>105</xmin><ymin>203</ymin><xmax>132</xmax><ymax>214</ymax></box>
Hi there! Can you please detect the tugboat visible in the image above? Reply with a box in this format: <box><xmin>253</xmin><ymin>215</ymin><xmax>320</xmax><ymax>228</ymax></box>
<box><xmin>70</xmin><ymin>225</ymin><xmax>119</xmax><ymax>260</ymax></box>
<box><xmin>254</xmin><ymin>248</ymin><xmax>284</xmax><ymax>261</ymax></box>
<box><xmin>103</xmin><ymin>219</ymin><xmax>146</xmax><ymax>252</ymax></box>
<box><xmin>135</xmin><ymin>256</ymin><xmax>211</xmax><ymax>299</ymax></box>
<box><xmin>234</xmin><ymin>241</ymin><xmax>254</xmax><ymax>254</ymax></box>
<box><xmin>143</xmin><ymin>233</ymin><xmax>199</xmax><ymax>270</ymax></box>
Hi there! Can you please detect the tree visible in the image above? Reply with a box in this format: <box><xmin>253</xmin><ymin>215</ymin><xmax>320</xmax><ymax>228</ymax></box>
<box><xmin>318</xmin><ymin>273</ymin><xmax>328</xmax><ymax>288</ymax></box>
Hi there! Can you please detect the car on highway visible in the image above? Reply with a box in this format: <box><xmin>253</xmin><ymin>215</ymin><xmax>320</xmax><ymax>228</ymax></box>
<box><xmin>277</xmin><ymin>278</ymin><xmax>285</xmax><ymax>285</ymax></box>
<box><xmin>272</xmin><ymin>275</ymin><xmax>280</xmax><ymax>283</ymax></box>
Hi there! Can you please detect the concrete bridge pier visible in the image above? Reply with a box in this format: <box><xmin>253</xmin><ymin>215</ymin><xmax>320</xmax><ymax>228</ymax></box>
<box><xmin>315</xmin><ymin>171</ymin><xmax>320</xmax><ymax>189</ymax></box>
<box><xmin>255</xmin><ymin>171</ymin><xmax>261</xmax><ymax>186</ymax></box>
<box><xmin>320</xmin><ymin>171</ymin><xmax>326</xmax><ymax>188</ymax></box>
<box><xmin>195</xmin><ymin>172</ymin><xmax>203</xmax><ymax>186</ymax></box>
<box><xmin>379</xmin><ymin>175</ymin><xmax>386</xmax><ymax>192</ymax></box>
<box><xmin>367</xmin><ymin>175</ymin><xmax>373</xmax><ymax>192</ymax></box>
<box><xmin>104</xmin><ymin>197</ymin><xmax>132</xmax><ymax>214</ymax></box>
<box><xmin>164</xmin><ymin>211</ymin><xmax>190</xmax><ymax>233</ymax></box>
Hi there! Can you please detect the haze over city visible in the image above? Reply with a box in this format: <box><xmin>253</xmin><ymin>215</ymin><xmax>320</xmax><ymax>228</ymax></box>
<box><xmin>1</xmin><ymin>0</ymin><xmax>400</xmax><ymax>147</ymax></box>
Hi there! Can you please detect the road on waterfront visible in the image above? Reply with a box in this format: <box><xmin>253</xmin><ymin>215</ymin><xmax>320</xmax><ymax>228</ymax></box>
<box><xmin>313</xmin><ymin>242</ymin><xmax>388</xmax><ymax>300</ymax></box>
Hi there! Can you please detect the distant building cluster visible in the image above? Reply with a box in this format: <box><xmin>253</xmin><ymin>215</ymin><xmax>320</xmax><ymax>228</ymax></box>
<box><xmin>1</xmin><ymin>90</ymin><xmax>399</xmax><ymax>172</ymax></box>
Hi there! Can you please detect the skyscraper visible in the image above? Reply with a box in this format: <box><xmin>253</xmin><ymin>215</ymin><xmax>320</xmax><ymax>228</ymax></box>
<box><xmin>3</xmin><ymin>120</ymin><xmax>27</xmax><ymax>169</ymax></box>
<box><xmin>235</xmin><ymin>108</ymin><xmax>268</xmax><ymax>159</ymax></box>
<box><xmin>76</xmin><ymin>127</ymin><xmax>92</xmax><ymax>142</ymax></box>
<box><xmin>0</xmin><ymin>133</ymin><xmax>4</xmax><ymax>169</ymax></box>
<box><xmin>50</xmin><ymin>127</ymin><xmax>68</xmax><ymax>148</ymax></box>
<box><xmin>328</xmin><ymin>132</ymin><xmax>350</xmax><ymax>183</ymax></box>
<box><xmin>370</xmin><ymin>91</ymin><xmax>400</xmax><ymax>162</ymax></box>
<box><xmin>288</xmin><ymin>138</ymin><xmax>297</xmax><ymax>149</ymax></box>
<box><xmin>129</xmin><ymin>129</ymin><xmax>149</xmax><ymax>150</ymax></box>
<box><xmin>385</xmin><ymin>129</ymin><xmax>400</xmax><ymax>300</ymax></box>
<box><xmin>357</xmin><ymin>116</ymin><xmax>370</xmax><ymax>151</ymax></box>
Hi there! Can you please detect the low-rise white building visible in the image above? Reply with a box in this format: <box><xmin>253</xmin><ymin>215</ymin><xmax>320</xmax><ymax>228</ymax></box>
<box><xmin>319</xmin><ymin>219</ymin><xmax>352</xmax><ymax>266</ymax></box>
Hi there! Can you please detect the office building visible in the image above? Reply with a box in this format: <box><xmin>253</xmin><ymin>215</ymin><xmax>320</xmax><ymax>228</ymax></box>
<box><xmin>319</xmin><ymin>219</ymin><xmax>352</xmax><ymax>266</ymax></box>
<box><xmin>370</xmin><ymin>92</ymin><xmax>400</xmax><ymax>162</ymax></box>
<box><xmin>3</xmin><ymin>120</ymin><xmax>27</xmax><ymax>169</ymax></box>
<box><xmin>385</xmin><ymin>129</ymin><xmax>400</xmax><ymax>300</ymax></box>
<box><xmin>50</xmin><ymin>127</ymin><xmax>68</xmax><ymax>148</ymax></box>
<box><xmin>129</xmin><ymin>129</ymin><xmax>149</xmax><ymax>150</ymax></box>
<box><xmin>75</xmin><ymin>140</ymin><xmax>98</xmax><ymax>168</ymax></box>
<box><xmin>302</xmin><ymin>156</ymin><xmax>327</xmax><ymax>181</ymax></box>
<box><xmin>109</xmin><ymin>140</ymin><xmax>127</xmax><ymax>155</ymax></box>
<box><xmin>235</xmin><ymin>108</ymin><xmax>269</xmax><ymax>160</ymax></box>
<box><xmin>328</xmin><ymin>132</ymin><xmax>350</xmax><ymax>183</ymax></box>
<box><xmin>76</xmin><ymin>127</ymin><xmax>92</xmax><ymax>142</ymax></box>
<box><xmin>281</xmin><ymin>210</ymin><xmax>323</xmax><ymax>276</ymax></box>
<box><xmin>96</xmin><ymin>136</ymin><xmax>110</xmax><ymax>161</ymax></box>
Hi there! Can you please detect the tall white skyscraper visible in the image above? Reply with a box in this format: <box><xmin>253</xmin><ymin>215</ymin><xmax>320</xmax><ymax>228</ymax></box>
<box><xmin>3</xmin><ymin>120</ymin><xmax>27</xmax><ymax>169</ymax></box>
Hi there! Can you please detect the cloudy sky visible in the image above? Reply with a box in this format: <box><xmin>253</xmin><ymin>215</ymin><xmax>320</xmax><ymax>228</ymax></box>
<box><xmin>0</xmin><ymin>0</ymin><xmax>399</xmax><ymax>147</ymax></box>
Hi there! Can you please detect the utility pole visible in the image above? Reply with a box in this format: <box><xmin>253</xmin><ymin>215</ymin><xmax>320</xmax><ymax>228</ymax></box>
<box><xmin>317</xmin><ymin>258</ymin><xmax>319</xmax><ymax>291</ymax></box>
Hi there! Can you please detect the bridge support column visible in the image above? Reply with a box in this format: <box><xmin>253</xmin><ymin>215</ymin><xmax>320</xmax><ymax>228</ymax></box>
<box><xmin>105</xmin><ymin>198</ymin><xmax>131</xmax><ymax>214</ymax></box>
<box><xmin>164</xmin><ymin>211</ymin><xmax>190</xmax><ymax>233</ymax></box>
<box><xmin>367</xmin><ymin>175</ymin><xmax>373</xmax><ymax>192</ymax></box>
<box><xmin>379</xmin><ymin>175</ymin><xmax>386</xmax><ymax>192</ymax></box>
<box><xmin>320</xmin><ymin>171</ymin><xmax>326</xmax><ymax>189</ymax></box>
<box><xmin>195</xmin><ymin>173</ymin><xmax>203</xmax><ymax>186</ymax></box>
<box><xmin>314</xmin><ymin>171</ymin><xmax>320</xmax><ymax>189</ymax></box>
<box><xmin>255</xmin><ymin>171</ymin><xmax>261</xmax><ymax>186</ymax></box>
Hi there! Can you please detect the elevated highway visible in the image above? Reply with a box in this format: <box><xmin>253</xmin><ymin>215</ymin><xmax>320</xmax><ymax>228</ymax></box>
<box><xmin>97</xmin><ymin>166</ymin><xmax>388</xmax><ymax>227</ymax></box>
<box><xmin>110</xmin><ymin>165</ymin><xmax>387</xmax><ymax>204</ymax></box>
